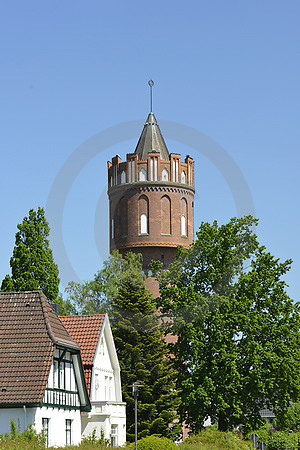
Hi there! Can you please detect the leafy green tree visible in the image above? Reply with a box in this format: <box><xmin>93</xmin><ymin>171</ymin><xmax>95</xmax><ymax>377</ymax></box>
<box><xmin>1</xmin><ymin>207</ymin><xmax>65</xmax><ymax>309</ymax></box>
<box><xmin>111</xmin><ymin>252</ymin><xmax>181</xmax><ymax>441</ymax></box>
<box><xmin>274</xmin><ymin>402</ymin><xmax>300</xmax><ymax>431</ymax></box>
<box><xmin>151</xmin><ymin>216</ymin><xmax>300</xmax><ymax>433</ymax></box>
<box><xmin>65</xmin><ymin>250</ymin><xmax>146</xmax><ymax>316</ymax></box>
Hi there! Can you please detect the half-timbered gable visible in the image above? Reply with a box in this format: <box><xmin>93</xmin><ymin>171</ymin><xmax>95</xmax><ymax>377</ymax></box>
<box><xmin>0</xmin><ymin>291</ymin><xmax>90</xmax><ymax>447</ymax></box>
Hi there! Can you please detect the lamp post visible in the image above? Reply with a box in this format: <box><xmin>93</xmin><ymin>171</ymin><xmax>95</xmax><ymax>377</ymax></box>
<box><xmin>129</xmin><ymin>382</ymin><xmax>144</xmax><ymax>450</ymax></box>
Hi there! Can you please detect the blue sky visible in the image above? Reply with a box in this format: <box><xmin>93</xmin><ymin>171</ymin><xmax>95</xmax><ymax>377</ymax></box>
<box><xmin>1</xmin><ymin>0</ymin><xmax>299</xmax><ymax>300</ymax></box>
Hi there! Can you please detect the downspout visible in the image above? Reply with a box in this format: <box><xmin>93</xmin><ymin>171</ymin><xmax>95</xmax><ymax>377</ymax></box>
<box><xmin>23</xmin><ymin>404</ymin><xmax>26</xmax><ymax>431</ymax></box>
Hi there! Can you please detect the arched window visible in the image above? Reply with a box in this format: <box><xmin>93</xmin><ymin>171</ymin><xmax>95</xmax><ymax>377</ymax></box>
<box><xmin>139</xmin><ymin>167</ymin><xmax>147</xmax><ymax>181</ymax></box>
<box><xmin>121</xmin><ymin>170</ymin><xmax>126</xmax><ymax>184</ymax></box>
<box><xmin>181</xmin><ymin>215</ymin><xmax>186</xmax><ymax>236</ymax></box>
<box><xmin>162</xmin><ymin>168</ymin><xmax>169</xmax><ymax>181</ymax></box>
<box><xmin>181</xmin><ymin>171</ymin><xmax>186</xmax><ymax>184</ymax></box>
<box><xmin>139</xmin><ymin>195</ymin><xmax>149</xmax><ymax>235</ymax></box>
<box><xmin>140</xmin><ymin>213</ymin><xmax>148</xmax><ymax>234</ymax></box>
<box><xmin>181</xmin><ymin>197</ymin><xmax>188</xmax><ymax>236</ymax></box>
<box><xmin>161</xmin><ymin>195</ymin><xmax>171</xmax><ymax>235</ymax></box>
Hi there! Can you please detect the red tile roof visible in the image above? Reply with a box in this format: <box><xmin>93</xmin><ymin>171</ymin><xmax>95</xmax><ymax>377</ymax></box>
<box><xmin>0</xmin><ymin>291</ymin><xmax>80</xmax><ymax>406</ymax></box>
<box><xmin>59</xmin><ymin>314</ymin><xmax>105</xmax><ymax>395</ymax></box>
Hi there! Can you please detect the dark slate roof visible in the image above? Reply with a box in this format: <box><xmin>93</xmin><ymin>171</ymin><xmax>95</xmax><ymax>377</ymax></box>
<box><xmin>0</xmin><ymin>291</ymin><xmax>80</xmax><ymax>406</ymax></box>
<box><xmin>134</xmin><ymin>112</ymin><xmax>169</xmax><ymax>161</ymax></box>
<box><xmin>60</xmin><ymin>314</ymin><xmax>105</xmax><ymax>396</ymax></box>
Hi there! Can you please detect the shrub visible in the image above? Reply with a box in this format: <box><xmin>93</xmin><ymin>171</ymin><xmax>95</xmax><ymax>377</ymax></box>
<box><xmin>267</xmin><ymin>431</ymin><xmax>299</xmax><ymax>450</ymax></box>
<box><xmin>126</xmin><ymin>435</ymin><xmax>177</xmax><ymax>449</ymax></box>
<box><xmin>178</xmin><ymin>427</ymin><xmax>251</xmax><ymax>449</ymax></box>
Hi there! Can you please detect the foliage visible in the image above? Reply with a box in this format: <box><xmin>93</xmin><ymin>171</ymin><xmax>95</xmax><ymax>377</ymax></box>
<box><xmin>274</xmin><ymin>402</ymin><xmax>300</xmax><ymax>431</ymax></box>
<box><xmin>151</xmin><ymin>216</ymin><xmax>300</xmax><ymax>433</ymax></box>
<box><xmin>247</xmin><ymin>422</ymin><xmax>299</xmax><ymax>450</ymax></box>
<box><xmin>65</xmin><ymin>250</ymin><xmax>146</xmax><ymax>316</ymax></box>
<box><xmin>267</xmin><ymin>431</ymin><xmax>299</xmax><ymax>450</ymax></box>
<box><xmin>81</xmin><ymin>428</ymin><xmax>110</xmax><ymax>446</ymax></box>
<box><xmin>178</xmin><ymin>427</ymin><xmax>251</xmax><ymax>449</ymax></box>
<box><xmin>0</xmin><ymin>419</ymin><xmax>46</xmax><ymax>449</ymax></box>
<box><xmin>1</xmin><ymin>207</ymin><xmax>68</xmax><ymax>312</ymax></box>
<box><xmin>111</xmin><ymin>252</ymin><xmax>181</xmax><ymax>442</ymax></box>
<box><xmin>126</xmin><ymin>435</ymin><xmax>177</xmax><ymax>449</ymax></box>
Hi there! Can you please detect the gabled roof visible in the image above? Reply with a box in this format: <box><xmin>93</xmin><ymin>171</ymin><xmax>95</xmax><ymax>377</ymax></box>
<box><xmin>0</xmin><ymin>291</ymin><xmax>80</xmax><ymax>406</ymax></box>
<box><xmin>59</xmin><ymin>314</ymin><xmax>105</xmax><ymax>395</ymax></box>
<box><xmin>134</xmin><ymin>112</ymin><xmax>169</xmax><ymax>161</ymax></box>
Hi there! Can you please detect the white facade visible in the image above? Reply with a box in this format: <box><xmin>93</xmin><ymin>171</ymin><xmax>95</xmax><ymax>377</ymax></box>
<box><xmin>0</xmin><ymin>350</ymin><xmax>85</xmax><ymax>448</ymax></box>
<box><xmin>81</xmin><ymin>316</ymin><xmax>126</xmax><ymax>447</ymax></box>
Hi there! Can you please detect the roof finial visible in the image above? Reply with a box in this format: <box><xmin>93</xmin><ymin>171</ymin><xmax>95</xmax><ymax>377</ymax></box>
<box><xmin>148</xmin><ymin>79</ymin><xmax>154</xmax><ymax>112</ymax></box>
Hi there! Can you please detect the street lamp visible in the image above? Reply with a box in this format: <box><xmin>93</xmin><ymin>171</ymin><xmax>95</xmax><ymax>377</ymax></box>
<box><xmin>129</xmin><ymin>382</ymin><xmax>144</xmax><ymax>450</ymax></box>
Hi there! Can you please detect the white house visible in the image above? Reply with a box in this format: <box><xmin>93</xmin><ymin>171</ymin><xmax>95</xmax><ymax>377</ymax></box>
<box><xmin>0</xmin><ymin>291</ymin><xmax>91</xmax><ymax>447</ymax></box>
<box><xmin>60</xmin><ymin>314</ymin><xmax>126</xmax><ymax>447</ymax></box>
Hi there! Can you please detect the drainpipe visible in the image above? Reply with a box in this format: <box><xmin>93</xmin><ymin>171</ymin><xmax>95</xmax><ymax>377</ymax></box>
<box><xmin>23</xmin><ymin>405</ymin><xmax>26</xmax><ymax>431</ymax></box>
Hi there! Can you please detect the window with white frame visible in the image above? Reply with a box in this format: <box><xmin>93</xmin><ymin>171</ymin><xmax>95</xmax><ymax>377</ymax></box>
<box><xmin>111</xmin><ymin>424</ymin><xmax>118</xmax><ymax>446</ymax></box>
<box><xmin>181</xmin><ymin>171</ymin><xmax>186</xmax><ymax>184</ymax></box>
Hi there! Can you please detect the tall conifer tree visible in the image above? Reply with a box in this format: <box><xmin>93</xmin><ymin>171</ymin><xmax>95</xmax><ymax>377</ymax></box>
<box><xmin>111</xmin><ymin>254</ymin><xmax>180</xmax><ymax>442</ymax></box>
<box><xmin>1</xmin><ymin>207</ymin><xmax>60</xmax><ymax>303</ymax></box>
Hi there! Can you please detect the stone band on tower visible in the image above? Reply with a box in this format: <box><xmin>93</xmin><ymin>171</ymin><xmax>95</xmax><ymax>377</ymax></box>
<box><xmin>107</xmin><ymin>111</ymin><xmax>195</xmax><ymax>275</ymax></box>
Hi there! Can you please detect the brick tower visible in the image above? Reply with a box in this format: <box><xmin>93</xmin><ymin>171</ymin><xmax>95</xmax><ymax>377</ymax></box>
<box><xmin>107</xmin><ymin>111</ymin><xmax>195</xmax><ymax>294</ymax></box>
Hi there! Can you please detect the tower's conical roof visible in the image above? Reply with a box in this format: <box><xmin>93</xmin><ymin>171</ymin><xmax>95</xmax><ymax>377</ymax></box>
<box><xmin>134</xmin><ymin>113</ymin><xmax>169</xmax><ymax>161</ymax></box>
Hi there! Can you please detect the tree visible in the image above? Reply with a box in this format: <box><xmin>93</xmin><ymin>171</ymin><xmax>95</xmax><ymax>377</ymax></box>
<box><xmin>65</xmin><ymin>250</ymin><xmax>146</xmax><ymax>316</ymax></box>
<box><xmin>111</xmin><ymin>253</ymin><xmax>180</xmax><ymax>442</ymax></box>
<box><xmin>151</xmin><ymin>216</ymin><xmax>300</xmax><ymax>433</ymax></box>
<box><xmin>274</xmin><ymin>402</ymin><xmax>300</xmax><ymax>431</ymax></box>
<box><xmin>67</xmin><ymin>251</ymin><xmax>181</xmax><ymax>441</ymax></box>
<box><xmin>1</xmin><ymin>207</ymin><xmax>61</xmax><ymax>305</ymax></box>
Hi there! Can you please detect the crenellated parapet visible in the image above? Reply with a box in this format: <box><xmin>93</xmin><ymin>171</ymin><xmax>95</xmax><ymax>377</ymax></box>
<box><xmin>107</xmin><ymin>152</ymin><xmax>194</xmax><ymax>188</ymax></box>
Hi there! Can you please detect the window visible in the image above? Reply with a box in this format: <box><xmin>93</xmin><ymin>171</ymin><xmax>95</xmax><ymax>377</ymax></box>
<box><xmin>140</xmin><ymin>213</ymin><xmax>148</xmax><ymax>234</ymax></box>
<box><xmin>181</xmin><ymin>197</ymin><xmax>188</xmax><ymax>236</ymax></box>
<box><xmin>121</xmin><ymin>170</ymin><xmax>126</xmax><ymax>184</ymax></box>
<box><xmin>139</xmin><ymin>168</ymin><xmax>147</xmax><ymax>181</ymax></box>
<box><xmin>111</xmin><ymin>425</ymin><xmax>118</xmax><ymax>446</ymax></box>
<box><xmin>138</xmin><ymin>195</ymin><xmax>149</xmax><ymax>235</ymax></box>
<box><xmin>162</xmin><ymin>168</ymin><xmax>169</xmax><ymax>181</ymax></box>
<box><xmin>181</xmin><ymin>171</ymin><xmax>186</xmax><ymax>184</ymax></box>
<box><xmin>66</xmin><ymin>419</ymin><xmax>72</xmax><ymax>446</ymax></box>
<box><xmin>181</xmin><ymin>215</ymin><xmax>187</xmax><ymax>236</ymax></box>
<box><xmin>42</xmin><ymin>418</ymin><xmax>49</xmax><ymax>448</ymax></box>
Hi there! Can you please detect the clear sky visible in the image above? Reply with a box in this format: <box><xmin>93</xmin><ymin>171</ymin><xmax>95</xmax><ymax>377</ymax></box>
<box><xmin>1</xmin><ymin>1</ymin><xmax>299</xmax><ymax>300</ymax></box>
